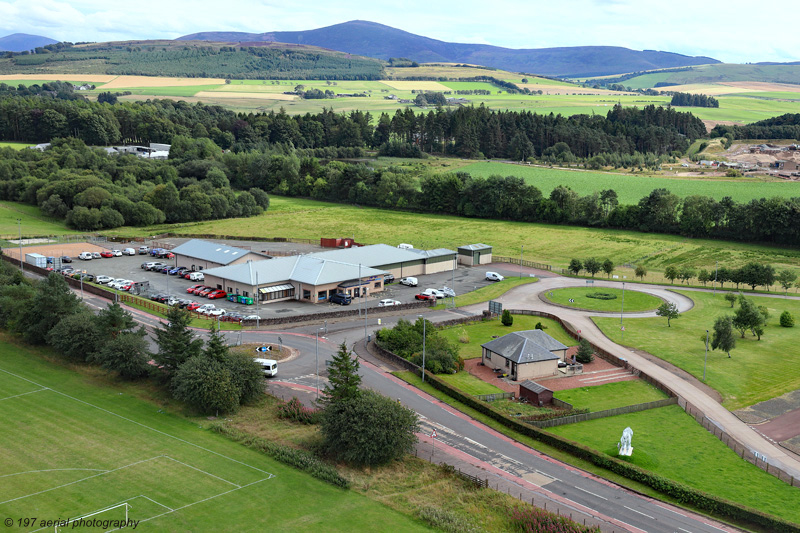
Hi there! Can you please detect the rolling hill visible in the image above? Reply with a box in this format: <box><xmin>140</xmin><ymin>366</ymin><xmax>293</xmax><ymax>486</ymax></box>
<box><xmin>179</xmin><ymin>20</ymin><xmax>718</xmax><ymax>77</ymax></box>
<box><xmin>0</xmin><ymin>33</ymin><xmax>58</xmax><ymax>52</ymax></box>
<box><xmin>589</xmin><ymin>63</ymin><xmax>800</xmax><ymax>89</ymax></box>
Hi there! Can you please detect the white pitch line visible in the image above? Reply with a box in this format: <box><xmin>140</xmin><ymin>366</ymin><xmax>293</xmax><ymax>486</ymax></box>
<box><xmin>163</xmin><ymin>456</ymin><xmax>241</xmax><ymax>488</ymax></box>
<box><xmin>0</xmin><ymin>468</ymin><xmax>109</xmax><ymax>479</ymax></box>
<box><xmin>624</xmin><ymin>505</ymin><xmax>655</xmax><ymax>520</ymax></box>
<box><xmin>574</xmin><ymin>485</ymin><xmax>607</xmax><ymax>500</ymax></box>
<box><xmin>0</xmin><ymin>388</ymin><xmax>47</xmax><ymax>402</ymax></box>
<box><xmin>0</xmin><ymin>367</ymin><xmax>275</xmax><ymax>478</ymax></box>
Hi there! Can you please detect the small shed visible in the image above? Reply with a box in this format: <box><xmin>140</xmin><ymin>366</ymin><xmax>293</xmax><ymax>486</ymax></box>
<box><xmin>519</xmin><ymin>380</ymin><xmax>553</xmax><ymax>406</ymax></box>
<box><xmin>458</xmin><ymin>243</ymin><xmax>492</xmax><ymax>266</ymax></box>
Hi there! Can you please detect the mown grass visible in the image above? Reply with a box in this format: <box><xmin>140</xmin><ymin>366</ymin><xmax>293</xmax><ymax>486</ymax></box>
<box><xmin>0</xmin><ymin>141</ymin><xmax>32</xmax><ymax>150</ymax></box>
<box><xmin>554</xmin><ymin>380</ymin><xmax>668</xmax><ymax>411</ymax></box>
<box><xmin>547</xmin><ymin>405</ymin><xmax>800</xmax><ymax>524</ymax></box>
<box><xmin>433</xmin><ymin>277</ymin><xmax>538</xmax><ymax>309</ymax></box>
<box><xmin>439</xmin><ymin>315</ymin><xmax>575</xmax><ymax>360</ymax></box>
<box><xmin>544</xmin><ymin>286</ymin><xmax>662</xmax><ymax>313</ymax></box>
<box><xmin>0</xmin><ymin>200</ymin><xmax>71</xmax><ymax>237</ymax></box>
<box><xmin>460</xmin><ymin>161</ymin><xmax>800</xmax><ymax>204</ymax></box>
<box><xmin>0</xmin><ymin>336</ymin><xmax>427</xmax><ymax>532</ymax></box>
<box><xmin>594</xmin><ymin>290</ymin><xmax>800</xmax><ymax>410</ymax></box>
<box><xmin>437</xmin><ymin>371</ymin><xmax>503</xmax><ymax>395</ymax></box>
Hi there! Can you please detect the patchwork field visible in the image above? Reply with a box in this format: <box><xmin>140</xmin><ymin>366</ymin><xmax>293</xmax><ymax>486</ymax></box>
<box><xmin>0</xmin><ymin>338</ymin><xmax>427</xmax><ymax>532</ymax></box>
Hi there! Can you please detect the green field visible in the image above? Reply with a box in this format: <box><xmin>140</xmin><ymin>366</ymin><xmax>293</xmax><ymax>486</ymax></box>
<box><xmin>0</xmin><ymin>337</ymin><xmax>427</xmax><ymax>532</ymax></box>
<box><xmin>127</xmin><ymin>196</ymin><xmax>800</xmax><ymax>275</ymax></box>
<box><xmin>460</xmin><ymin>161</ymin><xmax>800</xmax><ymax>204</ymax></box>
<box><xmin>547</xmin><ymin>404</ymin><xmax>800</xmax><ymax>523</ymax></box>
<box><xmin>439</xmin><ymin>315</ymin><xmax>575</xmax><ymax>360</ymax></box>
<box><xmin>437</xmin><ymin>371</ymin><xmax>504</xmax><ymax>395</ymax></box>
<box><xmin>554</xmin><ymin>380</ymin><xmax>668</xmax><ymax>411</ymax></box>
<box><xmin>0</xmin><ymin>142</ymin><xmax>33</xmax><ymax>150</ymax></box>
<box><xmin>594</xmin><ymin>290</ymin><xmax>800</xmax><ymax>410</ymax></box>
<box><xmin>544</xmin><ymin>287</ymin><xmax>663</xmax><ymax>313</ymax></box>
<box><xmin>0</xmin><ymin>200</ymin><xmax>70</xmax><ymax>238</ymax></box>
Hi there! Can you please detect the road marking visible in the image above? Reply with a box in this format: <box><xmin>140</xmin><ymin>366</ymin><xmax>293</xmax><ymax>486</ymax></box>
<box><xmin>574</xmin><ymin>486</ymin><xmax>608</xmax><ymax>500</ymax></box>
<box><xmin>624</xmin><ymin>505</ymin><xmax>655</xmax><ymax>520</ymax></box>
<box><xmin>678</xmin><ymin>528</ymin><xmax>692</xmax><ymax>532</ymax></box>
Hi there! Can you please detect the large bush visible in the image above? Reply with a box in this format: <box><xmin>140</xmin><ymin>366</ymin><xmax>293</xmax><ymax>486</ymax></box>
<box><xmin>780</xmin><ymin>311</ymin><xmax>795</xmax><ymax>328</ymax></box>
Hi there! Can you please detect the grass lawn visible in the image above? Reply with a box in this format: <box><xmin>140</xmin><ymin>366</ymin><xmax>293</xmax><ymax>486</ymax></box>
<box><xmin>437</xmin><ymin>371</ymin><xmax>503</xmax><ymax>395</ymax></box>
<box><xmin>433</xmin><ymin>277</ymin><xmax>538</xmax><ymax>309</ymax></box>
<box><xmin>121</xmin><ymin>196</ymin><xmax>800</xmax><ymax>276</ymax></box>
<box><xmin>555</xmin><ymin>380</ymin><xmax>668</xmax><ymax>411</ymax></box>
<box><xmin>439</xmin><ymin>315</ymin><xmax>575</xmax><ymax>360</ymax></box>
<box><xmin>0</xmin><ymin>141</ymin><xmax>33</xmax><ymax>150</ymax></box>
<box><xmin>594</xmin><ymin>291</ymin><xmax>800</xmax><ymax>410</ymax></box>
<box><xmin>544</xmin><ymin>286</ymin><xmax>662</xmax><ymax>313</ymax></box>
<box><xmin>0</xmin><ymin>200</ymin><xmax>71</xmax><ymax>237</ymax></box>
<box><xmin>547</xmin><ymin>405</ymin><xmax>800</xmax><ymax>524</ymax></box>
<box><xmin>0</xmin><ymin>336</ymin><xmax>428</xmax><ymax>532</ymax></box>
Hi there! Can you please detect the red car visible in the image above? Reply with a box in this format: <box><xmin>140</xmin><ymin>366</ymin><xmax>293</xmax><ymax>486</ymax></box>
<box><xmin>415</xmin><ymin>293</ymin><xmax>434</xmax><ymax>300</ymax></box>
<box><xmin>120</xmin><ymin>282</ymin><xmax>133</xmax><ymax>291</ymax></box>
<box><xmin>187</xmin><ymin>284</ymin><xmax>204</xmax><ymax>294</ymax></box>
<box><xmin>186</xmin><ymin>302</ymin><xmax>201</xmax><ymax>311</ymax></box>
<box><xmin>198</xmin><ymin>287</ymin><xmax>215</xmax><ymax>297</ymax></box>
<box><xmin>100</xmin><ymin>251</ymin><xmax>114</xmax><ymax>258</ymax></box>
<box><xmin>207</xmin><ymin>290</ymin><xmax>227</xmax><ymax>299</ymax></box>
<box><xmin>191</xmin><ymin>285</ymin><xmax>212</xmax><ymax>296</ymax></box>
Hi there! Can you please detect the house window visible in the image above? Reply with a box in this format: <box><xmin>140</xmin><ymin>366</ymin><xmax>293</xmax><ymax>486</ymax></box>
<box><xmin>374</xmin><ymin>282</ymin><xmax>381</xmax><ymax>289</ymax></box>
<box><xmin>505</xmin><ymin>359</ymin><xmax>510</xmax><ymax>368</ymax></box>
<box><xmin>243</xmin><ymin>291</ymin><xmax>249</xmax><ymax>297</ymax></box>
<box><xmin>485</xmin><ymin>351</ymin><xmax>491</xmax><ymax>361</ymax></box>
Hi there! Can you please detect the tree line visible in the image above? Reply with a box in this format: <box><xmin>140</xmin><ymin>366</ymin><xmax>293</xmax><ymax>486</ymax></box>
<box><xmin>669</xmin><ymin>92</ymin><xmax>719</xmax><ymax>108</ymax></box>
<box><xmin>711</xmin><ymin>113</ymin><xmax>800</xmax><ymax>140</ymax></box>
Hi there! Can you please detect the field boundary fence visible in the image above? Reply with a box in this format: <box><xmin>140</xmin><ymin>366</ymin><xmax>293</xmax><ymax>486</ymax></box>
<box><xmin>493</xmin><ymin>256</ymin><xmax>561</xmax><ymax>272</ymax></box>
<box><xmin>529</xmin><ymin>397</ymin><xmax>678</xmax><ymax>428</ymax></box>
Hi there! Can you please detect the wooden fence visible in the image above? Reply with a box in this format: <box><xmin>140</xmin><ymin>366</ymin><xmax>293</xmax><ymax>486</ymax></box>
<box><xmin>475</xmin><ymin>392</ymin><xmax>515</xmax><ymax>402</ymax></box>
<box><xmin>493</xmin><ymin>256</ymin><xmax>562</xmax><ymax>273</ymax></box>
<box><xmin>530</xmin><ymin>397</ymin><xmax>678</xmax><ymax>428</ymax></box>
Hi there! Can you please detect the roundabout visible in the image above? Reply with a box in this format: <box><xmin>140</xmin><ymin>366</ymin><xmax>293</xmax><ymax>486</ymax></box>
<box><xmin>542</xmin><ymin>285</ymin><xmax>664</xmax><ymax>313</ymax></box>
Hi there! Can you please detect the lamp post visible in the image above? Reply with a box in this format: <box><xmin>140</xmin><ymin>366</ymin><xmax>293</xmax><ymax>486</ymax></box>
<box><xmin>621</xmin><ymin>282</ymin><xmax>625</xmax><ymax>341</ymax></box>
<box><xmin>704</xmin><ymin>329</ymin><xmax>709</xmax><ymax>382</ymax></box>
<box><xmin>418</xmin><ymin>314</ymin><xmax>426</xmax><ymax>382</ymax></box>
<box><xmin>17</xmin><ymin>218</ymin><xmax>23</xmax><ymax>272</ymax></box>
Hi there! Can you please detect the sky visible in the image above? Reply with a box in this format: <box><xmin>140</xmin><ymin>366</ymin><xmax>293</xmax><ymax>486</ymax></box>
<box><xmin>0</xmin><ymin>0</ymin><xmax>795</xmax><ymax>64</ymax></box>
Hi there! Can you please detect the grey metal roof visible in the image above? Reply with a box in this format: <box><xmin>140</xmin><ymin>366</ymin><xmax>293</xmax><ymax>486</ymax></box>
<box><xmin>308</xmin><ymin>244</ymin><xmax>426</xmax><ymax>267</ymax></box>
<box><xmin>203</xmin><ymin>255</ymin><xmax>385</xmax><ymax>286</ymax></box>
<box><xmin>408</xmin><ymin>247</ymin><xmax>457</xmax><ymax>259</ymax></box>
<box><xmin>458</xmin><ymin>243</ymin><xmax>492</xmax><ymax>251</ymax></box>
<box><xmin>172</xmin><ymin>239</ymin><xmax>258</xmax><ymax>265</ymax></box>
<box><xmin>520</xmin><ymin>380</ymin><xmax>551</xmax><ymax>394</ymax></box>
<box><xmin>481</xmin><ymin>330</ymin><xmax>567</xmax><ymax>365</ymax></box>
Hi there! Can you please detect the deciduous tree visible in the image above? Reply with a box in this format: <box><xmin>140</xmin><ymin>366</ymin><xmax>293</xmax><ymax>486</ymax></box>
<box><xmin>656</xmin><ymin>302</ymin><xmax>679</xmax><ymax>327</ymax></box>
<box><xmin>711</xmin><ymin>315</ymin><xmax>736</xmax><ymax>358</ymax></box>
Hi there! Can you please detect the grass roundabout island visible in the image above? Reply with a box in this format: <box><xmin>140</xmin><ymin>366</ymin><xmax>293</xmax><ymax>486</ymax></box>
<box><xmin>544</xmin><ymin>286</ymin><xmax>663</xmax><ymax>312</ymax></box>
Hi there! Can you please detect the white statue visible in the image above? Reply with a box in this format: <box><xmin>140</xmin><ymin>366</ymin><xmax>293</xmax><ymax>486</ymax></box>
<box><xmin>617</xmin><ymin>427</ymin><xmax>633</xmax><ymax>456</ymax></box>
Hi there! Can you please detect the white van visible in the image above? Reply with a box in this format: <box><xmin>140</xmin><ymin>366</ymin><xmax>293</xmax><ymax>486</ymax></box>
<box><xmin>399</xmin><ymin>276</ymin><xmax>418</xmax><ymax>286</ymax></box>
<box><xmin>123</xmin><ymin>248</ymin><xmax>136</xmax><ymax>256</ymax></box>
<box><xmin>188</xmin><ymin>271</ymin><xmax>204</xmax><ymax>281</ymax></box>
<box><xmin>78</xmin><ymin>252</ymin><xmax>93</xmax><ymax>260</ymax></box>
<box><xmin>486</xmin><ymin>272</ymin><xmax>504</xmax><ymax>282</ymax></box>
<box><xmin>254</xmin><ymin>358</ymin><xmax>278</xmax><ymax>377</ymax></box>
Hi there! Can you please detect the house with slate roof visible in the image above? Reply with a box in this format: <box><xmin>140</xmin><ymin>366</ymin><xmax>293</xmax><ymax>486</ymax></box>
<box><xmin>481</xmin><ymin>330</ymin><xmax>568</xmax><ymax>381</ymax></box>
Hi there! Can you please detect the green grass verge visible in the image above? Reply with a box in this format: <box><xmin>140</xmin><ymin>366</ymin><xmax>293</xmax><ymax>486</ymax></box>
<box><xmin>0</xmin><ymin>141</ymin><xmax>32</xmax><ymax>150</ymax></box>
<box><xmin>555</xmin><ymin>380</ymin><xmax>668</xmax><ymax>411</ymax></box>
<box><xmin>594</xmin><ymin>290</ymin><xmax>800</xmax><ymax>410</ymax></box>
<box><xmin>0</xmin><ymin>200</ymin><xmax>71</xmax><ymax>237</ymax></box>
<box><xmin>439</xmin><ymin>315</ymin><xmax>575</xmax><ymax>360</ymax></box>
<box><xmin>0</xmin><ymin>336</ymin><xmax>427</xmax><ymax>532</ymax></box>
<box><xmin>437</xmin><ymin>372</ymin><xmax>503</xmax><ymax>395</ymax></box>
<box><xmin>547</xmin><ymin>405</ymin><xmax>800</xmax><ymax>524</ymax></box>
<box><xmin>544</xmin><ymin>286</ymin><xmax>662</xmax><ymax>313</ymax></box>
<box><xmin>433</xmin><ymin>277</ymin><xmax>538</xmax><ymax>309</ymax></box>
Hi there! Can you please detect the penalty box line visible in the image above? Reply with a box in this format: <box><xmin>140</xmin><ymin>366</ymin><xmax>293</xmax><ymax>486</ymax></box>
<box><xmin>0</xmin><ymin>388</ymin><xmax>48</xmax><ymax>402</ymax></box>
<box><xmin>0</xmin><ymin>367</ymin><xmax>276</xmax><ymax>480</ymax></box>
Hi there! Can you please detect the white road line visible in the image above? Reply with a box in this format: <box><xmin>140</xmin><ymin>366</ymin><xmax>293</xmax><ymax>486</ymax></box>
<box><xmin>678</xmin><ymin>528</ymin><xmax>692</xmax><ymax>532</ymax></box>
<box><xmin>624</xmin><ymin>505</ymin><xmax>655</xmax><ymax>520</ymax></box>
<box><xmin>574</xmin><ymin>485</ymin><xmax>608</xmax><ymax>500</ymax></box>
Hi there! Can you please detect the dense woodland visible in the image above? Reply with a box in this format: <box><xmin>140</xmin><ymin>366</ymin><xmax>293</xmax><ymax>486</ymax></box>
<box><xmin>0</xmin><ymin>90</ymin><xmax>798</xmax><ymax>244</ymax></box>
<box><xmin>669</xmin><ymin>92</ymin><xmax>719</xmax><ymax>108</ymax></box>
<box><xmin>711</xmin><ymin>113</ymin><xmax>800</xmax><ymax>140</ymax></box>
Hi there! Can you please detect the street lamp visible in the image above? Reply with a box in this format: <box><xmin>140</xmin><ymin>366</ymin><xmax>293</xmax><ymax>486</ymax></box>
<box><xmin>17</xmin><ymin>218</ymin><xmax>23</xmax><ymax>272</ymax></box>
<box><xmin>620</xmin><ymin>282</ymin><xmax>625</xmax><ymax>341</ymax></box>
<box><xmin>704</xmin><ymin>329</ymin><xmax>709</xmax><ymax>382</ymax></box>
<box><xmin>418</xmin><ymin>314</ymin><xmax>426</xmax><ymax>382</ymax></box>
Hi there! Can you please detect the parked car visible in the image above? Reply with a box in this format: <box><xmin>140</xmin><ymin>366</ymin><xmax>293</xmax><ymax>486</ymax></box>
<box><xmin>207</xmin><ymin>290</ymin><xmax>227</xmax><ymax>299</ymax></box>
<box><xmin>378</xmin><ymin>299</ymin><xmax>401</xmax><ymax>307</ymax></box>
<box><xmin>158</xmin><ymin>265</ymin><xmax>171</xmax><ymax>274</ymax></box>
<box><xmin>78</xmin><ymin>252</ymin><xmax>93</xmax><ymax>260</ymax></box>
<box><xmin>384</xmin><ymin>273</ymin><xmax>395</xmax><ymax>284</ymax></box>
<box><xmin>60</xmin><ymin>268</ymin><xmax>75</xmax><ymax>276</ymax></box>
<box><xmin>91</xmin><ymin>252</ymin><xmax>102</xmax><ymax>259</ymax></box>
<box><xmin>159</xmin><ymin>251</ymin><xmax>174</xmax><ymax>259</ymax></box>
<box><xmin>111</xmin><ymin>250</ymin><xmax>123</xmax><ymax>257</ymax></box>
<box><xmin>60</xmin><ymin>255</ymin><xmax>72</xmax><ymax>263</ymax></box>
<box><xmin>191</xmin><ymin>285</ymin><xmax>212</xmax><ymax>296</ymax></box>
<box><xmin>119</xmin><ymin>281</ymin><xmax>134</xmax><ymax>291</ymax></box>
<box><xmin>241</xmin><ymin>315</ymin><xmax>260</xmax><ymax>321</ymax></box>
<box><xmin>168</xmin><ymin>266</ymin><xmax>183</xmax><ymax>275</ymax></box>
<box><xmin>149</xmin><ymin>248</ymin><xmax>164</xmax><ymax>257</ymax></box>
<box><xmin>123</xmin><ymin>248</ymin><xmax>136</xmax><ymax>256</ymax></box>
<box><xmin>95</xmin><ymin>275</ymin><xmax>113</xmax><ymax>284</ymax></box>
<box><xmin>178</xmin><ymin>299</ymin><xmax>195</xmax><ymax>308</ymax></box>
<box><xmin>440</xmin><ymin>286</ymin><xmax>456</xmax><ymax>297</ymax></box>
<box><xmin>186</xmin><ymin>302</ymin><xmax>202</xmax><ymax>311</ymax></box>
<box><xmin>138</xmin><ymin>246</ymin><xmax>150</xmax><ymax>255</ymax></box>
<box><xmin>100</xmin><ymin>251</ymin><xmax>114</xmax><ymax>258</ymax></box>
<box><xmin>486</xmin><ymin>271</ymin><xmax>504</xmax><ymax>282</ymax></box>
<box><xmin>198</xmin><ymin>287</ymin><xmax>215</xmax><ymax>297</ymax></box>
<box><xmin>415</xmin><ymin>293</ymin><xmax>435</xmax><ymax>300</ymax></box>
<box><xmin>207</xmin><ymin>308</ymin><xmax>227</xmax><ymax>317</ymax></box>
<box><xmin>147</xmin><ymin>262</ymin><xmax>166</xmax><ymax>271</ymax></box>
<box><xmin>151</xmin><ymin>294</ymin><xmax>168</xmax><ymax>303</ymax></box>
<box><xmin>187</xmin><ymin>284</ymin><xmax>205</xmax><ymax>294</ymax></box>
<box><xmin>196</xmin><ymin>304</ymin><xmax>216</xmax><ymax>315</ymax></box>
<box><xmin>399</xmin><ymin>277</ymin><xmax>418</xmax><ymax>287</ymax></box>
<box><xmin>421</xmin><ymin>288</ymin><xmax>445</xmax><ymax>299</ymax></box>
<box><xmin>329</xmin><ymin>293</ymin><xmax>352</xmax><ymax>305</ymax></box>
<box><xmin>188</xmin><ymin>272</ymin><xmax>204</xmax><ymax>281</ymax></box>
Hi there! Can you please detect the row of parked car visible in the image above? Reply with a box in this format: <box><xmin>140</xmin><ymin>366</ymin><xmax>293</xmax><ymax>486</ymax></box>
<box><xmin>76</xmin><ymin>248</ymin><xmax>138</xmax><ymax>261</ymax></box>
<box><xmin>148</xmin><ymin>294</ymin><xmax>259</xmax><ymax>321</ymax></box>
<box><xmin>414</xmin><ymin>286</ymin><xmax>457</xmax><ymax>300</ymax></box>
<box><xmin>140</xmin><ymin>262</ymin><xmax>204</xmax><ymax>280</ymax></box>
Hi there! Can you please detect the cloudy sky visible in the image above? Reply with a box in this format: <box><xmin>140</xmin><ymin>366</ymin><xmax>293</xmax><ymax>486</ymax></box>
<box><xmin>0</xmin><ymin>0</ymin><xmax>794</xmax><ymax>64</ymax></box>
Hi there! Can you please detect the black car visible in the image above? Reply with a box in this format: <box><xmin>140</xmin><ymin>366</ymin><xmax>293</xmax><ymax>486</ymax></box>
<box><xmin>384</xmin><ymin>273</ymin><xmax>395</xmax><ymax>284</ymax></box>
<box><xmin>61</xmin><ymin>255</ymin><xmax>72</xmax><ymax>263</ymax></box>
<box><xmin>329</xmin><ymin>292</ymin><xmax>352</xmax><ymax>305</ymax></box>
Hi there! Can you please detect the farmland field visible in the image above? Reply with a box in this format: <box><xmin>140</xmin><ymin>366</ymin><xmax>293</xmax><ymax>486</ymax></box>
<box><xmin>459</xmin><ymin>161</ymin><xmax>800</xmax><ymax>204</ymax></box>
<box><xmin>594</xmin><ymin>290</ymin><xmax>800</xmax><ymax>410</ymax></box>
<box><xmin>0</xmin><ymin>142</ymin><xmax>32</xmax><ymax>150</ymax></box>
<box><xmin>0</xmin><ymin>337</ymin><xmax>428</xmax><ymax>532</ymax></box>
<box><xmin>0</xmin><ymin>200</ymin><xmax>70</xmax><ymax>238</ymax></box>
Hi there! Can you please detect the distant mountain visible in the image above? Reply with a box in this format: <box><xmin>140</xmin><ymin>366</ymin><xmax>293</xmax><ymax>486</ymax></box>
<box><xmin>179</xmin><ymin>20</ymin><xmax>719</xmax><ymax>77</ymax></box>
<box><xmin>0</xmin><ymin>33</ymin><xmax>58</xmax><ymax>52</ymax></box>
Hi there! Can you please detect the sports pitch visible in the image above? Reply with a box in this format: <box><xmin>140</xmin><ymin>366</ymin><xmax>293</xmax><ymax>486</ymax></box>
<box><xmin>0</xmin><ymin>340</ymin><xmax>427</xmax><ymax>532</ymax></box>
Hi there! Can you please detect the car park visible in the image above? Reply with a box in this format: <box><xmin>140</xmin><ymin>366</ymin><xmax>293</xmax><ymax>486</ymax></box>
<box><xmin>384</xmin><ymin>273</ymin><xmax>395</xmax><ymax>284</ymax></box>
<box><xmin>147</xmin><ymin>262</ymin><xmax>166</xmax><ymax>271</ymax></box>
<box><xmin>187</xmin><ymin>284</ymin><xmax>205</xmax><ymax>294</ymax></box>
<box><xmin>415</xmin><ymin>293</ymin><xmax>434</xmax><ymax>300</ymax></box>
<box><xmin>91</xmin><ymin>252</ymin><xmax>102</xmax><ymax>259</ymax></box>
<box><xmin>95</xmin><ymin>275</ymin><xmax>113</xmax><ymax>284</ymax></box>
<box><xmin>207</xmin><ymin>289</ymin><xmax>227</xmax><ymax>299</ymax></box>
<box><xmin>378</xmin><ymin>299</ymin><xmax>401</xmax><ymax>307</ymax></box>
<box><xmin>188</xmin><ymin>272</ymin><xmax>204</xmax><ymax>281</ymax></box>
<box><xmin>100</xmin><ymin>251</ymin><xmax>114</xmax><ymax>258</ymax></box>
<box><xmin>178</xmin><ymin>299</ymin><xmax>195</xmax><ymax>308</ymax></box>
<box><xmin>207</xmin><ymin>308</ymin><xmax>227</xmax><ymax>317</ymax></box>
<box><xmin>111</xmin><ymin>250</ymin><xmax>122</xmax><ymax>257</ymax></box>
<box><xmin>186</xmin><ymin>302</ymin><xmax>202</xmax><ymax>311</ymax></box>
<box><xmin>399</xmin><ymin>277</ymin><xmax>418</xmax><ymax>286</ymax></box>
<box><xmin>168</xmin><ymin>266</ymin><xmax>183</xmax><ymax>275</ymax></box>
<box><xmin>78</xmin><ymin>252</ymin><xmax>93</xmax><ymax>260</ymax></box>
<box><xmin>138</xmin><ymin>246</ymin><xmax>150</xmax><ymax>255</ymax></box>
<box><xmin>196</xmin><ymin>304</ymin><xmax>216</xmax><ymax>315</ymax></box>
<box><xmin>123</xmin><ymin>248</ymin><xmax>136</xmax><ymax>256</ymax></box>
<box><xmin>198</xmin><ymin>287</ymin><xmax>215</xmax><ymax>297</ymax></box>
<box><xmin>329</xmin><ymin>292</ymin><xmax>352</xmax><ymax>305</ymax></box>
<box><xmin>421</xmin><ymin>288</ymin><xmax>445</xmax><ymax>299</ymax></box>
<box><xmin>60</xmin><ymin>255</ymin><xmax>72</xmax><ymax>263</ymax></box>
<box><xmin>486</xmin><ymin>271</ymin><xmax>504</xmax><ymax>282</ymax></box>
